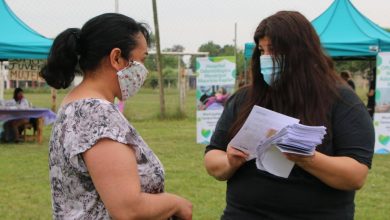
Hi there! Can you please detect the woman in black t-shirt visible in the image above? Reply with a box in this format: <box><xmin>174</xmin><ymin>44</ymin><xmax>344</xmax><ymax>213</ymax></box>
<box><xmin>204</xmin><ymin>11</ymin><xmax>374</xmax><ymax>220</ymax></box>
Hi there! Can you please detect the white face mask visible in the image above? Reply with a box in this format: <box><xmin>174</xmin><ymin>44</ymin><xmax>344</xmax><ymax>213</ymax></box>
<box><xmin>117</xmin><ymin>60</ymin><xmax>148</xmax><ymax>101</ymax></box>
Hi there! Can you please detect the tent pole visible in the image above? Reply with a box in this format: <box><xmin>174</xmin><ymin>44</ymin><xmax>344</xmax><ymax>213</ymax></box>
<box><xmin>0</xmin><ymin>61</ymin><xmax>4</xmax><ymax>100</ymax></box>
<box><xmin>369</xmin><ymin>59</ymin><xmax>372</xmax><ymax>70</ymax></box>
<box><xmin>244</xmin><ymin>59</ymin><xmax>247</xmax><ymax>85</ymax></box>
<box><xmin>369</xmin><ymin>59</ymin><xmax>373</xmax><ymax>79</ymax></box>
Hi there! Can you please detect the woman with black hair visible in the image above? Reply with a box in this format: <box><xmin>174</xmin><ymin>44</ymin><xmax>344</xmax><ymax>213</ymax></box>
<box><xmin>12</xmin><ymin>87</ymin><xmax>30</xmax><ymax>107</ymax></box>
<box><xmin>204</xmin><ymin>11</ymin><xmax>374</xmax><ymax>219</ymax></box>
<box><xmin>41</xmin><ymin>13</ymin><xmax>192</xmax><ymax>219</ymax></box>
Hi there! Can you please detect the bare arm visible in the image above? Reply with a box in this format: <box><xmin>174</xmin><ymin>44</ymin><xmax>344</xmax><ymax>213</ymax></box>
<box><xmin>204</xmin><ymin>147</ymin><xmax>248</xmax><ymax>181</ymax></box>
<box><xmin>83</xmin><ymin>138</ymin><xmax>192</xmax><ymax>220</ymax></box>
<box><xmin>286</xmin><ymin>151</ymin><xmax>369</xmax><ymax>190</ymax></box>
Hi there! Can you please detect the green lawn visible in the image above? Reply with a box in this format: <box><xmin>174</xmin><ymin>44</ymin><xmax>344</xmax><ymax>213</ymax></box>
<box><xmin>0</xmin><ymin>88</ymin><xmax>389</xmax><ymax>219</ymax></box>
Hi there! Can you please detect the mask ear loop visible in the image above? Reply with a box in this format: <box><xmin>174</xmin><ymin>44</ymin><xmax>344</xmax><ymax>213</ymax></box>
<box><xmin>129</xmin><ymin>60</ymin><xmax>142</xmax><ymax>66</ymax></box>
<box><xmin>117</xmin><ymin>58</ymin><xmax>131</xmax><ymax>72</ymax></box>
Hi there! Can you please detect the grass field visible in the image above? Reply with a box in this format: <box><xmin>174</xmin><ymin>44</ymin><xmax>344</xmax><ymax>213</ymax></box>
<box><xmin>0</xmin><ymin>88</ymin><xmax>389</xmax><ymax>219</ymax></box>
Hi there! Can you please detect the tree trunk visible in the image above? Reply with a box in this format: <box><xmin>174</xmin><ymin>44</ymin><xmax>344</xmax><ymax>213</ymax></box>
<box><xmin>152</xmin><ymin>0</ymin><xmax>166</xmax><ymax>117</ymax></box>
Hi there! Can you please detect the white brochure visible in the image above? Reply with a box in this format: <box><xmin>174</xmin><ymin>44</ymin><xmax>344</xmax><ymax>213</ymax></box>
<box><xmin>228</xmin><ymin>105</ymin><xmax>299</xmax><ymax>178</ymax></box>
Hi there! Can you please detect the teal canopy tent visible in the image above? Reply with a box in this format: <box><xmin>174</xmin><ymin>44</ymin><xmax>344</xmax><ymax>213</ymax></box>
<box><xmin>244</xmin><ymin>0</ymin><xmax>390</xmax><ymax>60</ymax></box>
<box><xmin>0</xmin><ymin>0</ymin><xmax>52</xmax><ymax>59</ymax></box>
<box><xmin>312</xmin><ymin>0</ymin><xmax>390</xmax><ymax>58</ymax></box>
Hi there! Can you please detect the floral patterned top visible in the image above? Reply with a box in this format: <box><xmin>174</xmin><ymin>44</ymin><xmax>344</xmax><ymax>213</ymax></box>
<box><xmin>49</xmin><ymin>99</ymin><xmax>165</xmax><ymax>219</ymax></box>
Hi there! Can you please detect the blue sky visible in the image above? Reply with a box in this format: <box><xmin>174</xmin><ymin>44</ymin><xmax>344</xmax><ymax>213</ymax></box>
<box><xmin>5</xmin><ymin>0</ymin><xmax>390</xmax><ymax>52</ymax></box>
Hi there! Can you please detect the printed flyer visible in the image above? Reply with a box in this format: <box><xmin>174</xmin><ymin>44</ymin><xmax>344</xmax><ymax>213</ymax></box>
<box><xmin>196</xmin><ymin>56</ymin><xmax>236</xmax><ymax>144</ymax></box>
<box><xmin>374</xmin><ymin>52</ymin><xmax>390</xmax><ymax>154</ymax></box>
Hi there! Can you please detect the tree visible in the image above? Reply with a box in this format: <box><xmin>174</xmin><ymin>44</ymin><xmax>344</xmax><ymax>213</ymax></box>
<box><xmin>221</xmin><ymin>45</ymin><xmax>235</xmax><ymax>55</ymax></box>
<box><xmin>191</xmin><ymin>42</ymin><xmax>245</xmax><ymax>77</ymax></box>
<box><xmin>198</xmin><ymin>41</ymin><xmax>222</xmax><ymax>56</ymax></box>
<box><xmin>163</xmin><ymin>44</ymin><xmax>185</xmax><ymax>52</ymax></box>
<box><xmin>145</xmin><ymin>44</ymin><xmax>185</xmax><ymax>71</ymax></box>
<box><xmin>334</xmin><ymin>60</ymin><xmax>373</xmax><ymax>78</ymax></box>
<box><xmin>152</xmin><ymin>0</ymin><xmax>165</xmax><ymax>117</ymax></box>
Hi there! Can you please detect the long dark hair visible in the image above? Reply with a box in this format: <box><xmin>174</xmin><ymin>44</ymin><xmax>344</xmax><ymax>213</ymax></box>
<box><xmin>40</xmin><ymin>13</ymin><xmax>150</xmax><ymax>89</ymax></box>
<box><xmin>229</xmin><ymin>11</ymin><xmax>341</xmax><ymax>139</ymax></box>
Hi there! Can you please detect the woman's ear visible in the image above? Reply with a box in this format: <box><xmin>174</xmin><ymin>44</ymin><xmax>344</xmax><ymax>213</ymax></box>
<box><xmin>109</xmin><ymin>48</ymin><xmax>125</xmax><ymax>71</ymax></box>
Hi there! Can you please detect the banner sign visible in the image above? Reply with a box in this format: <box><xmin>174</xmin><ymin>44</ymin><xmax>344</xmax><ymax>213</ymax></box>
<box><xmin>8</xmin><ymin>59</ymin><xmax>45</xmax><ymax>82</ymax></box>
<box><xmin>196</xmin><ymin>56</ymin><xmax>236</xmax><ymax>144</ymax></box>
<box><xmin>374</xmin><ymin>52</ymin><xmax>390</xmax><ymax>154</ymax></box>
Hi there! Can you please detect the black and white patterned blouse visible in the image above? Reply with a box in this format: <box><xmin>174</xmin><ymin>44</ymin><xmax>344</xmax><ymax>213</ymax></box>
<box><xmin>49</xmin><ymin>99</ymin><xmax>165</xmax><ymax>219</ymax></box>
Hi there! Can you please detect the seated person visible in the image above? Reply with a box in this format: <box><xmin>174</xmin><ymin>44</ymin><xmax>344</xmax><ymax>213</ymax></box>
<box><xmin>9</xmin><ymin>87</ymin><xmax>30</xmax><ymax>107</ymax></box>
<box><xmin>2</xmin><ymin>88</ymin><xmax>34</xmax><ymax>142</ymax></box>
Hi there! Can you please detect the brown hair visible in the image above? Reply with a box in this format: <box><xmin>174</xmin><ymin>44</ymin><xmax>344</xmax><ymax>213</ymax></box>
<box><xmin>228</xmin><ymin>11</ymin><xmax>341</xmax><ymax>139</ymax></box>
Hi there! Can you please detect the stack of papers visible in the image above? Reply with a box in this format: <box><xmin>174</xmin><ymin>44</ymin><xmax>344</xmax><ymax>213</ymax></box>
<box><xmin>228</xmin><ymin>105</ymin><xmax>327</xmax><ymax>178</ymax></box>
<box><xmin>259</xmin><ymin>123</ymin><xmax>326</xmax><ymax>156</ymax></box>
<box><xmin>228</xmin><ymin>105</ymin><xmax>299</xmax><ymax>160</ymax></box>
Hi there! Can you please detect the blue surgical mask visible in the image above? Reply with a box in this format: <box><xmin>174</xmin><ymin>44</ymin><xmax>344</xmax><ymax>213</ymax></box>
<box><xmin>260</xmin><ymin>55</ymin><xmax>281</xmax><ymax>85</ymax></box>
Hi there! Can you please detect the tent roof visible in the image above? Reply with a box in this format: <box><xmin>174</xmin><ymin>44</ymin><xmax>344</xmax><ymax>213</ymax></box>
<box><xmin>312</xmin><ymin>0</ymin><xmax>390</xmax><ymax>57</ymax></box>
<box><xmin>244</xmin><ymin>0</ymin><xmax>390</xmax><ymax>59</ymax></box>
<box><xmin>0</xmin><ymin>0</ymin><xmax>52</xmax><ymax>59</ymax></box>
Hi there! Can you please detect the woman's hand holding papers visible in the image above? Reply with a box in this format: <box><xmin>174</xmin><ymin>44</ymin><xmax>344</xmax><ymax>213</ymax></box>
<box><xmin>284</xmin><ymin>151</ymin><xmax>315</xmax><ymax>167</ymax></box>
<box><xmin>227</xmin><ymin>146</ymin><xmax>249</xmax><ymax>170</ymax></box>
<box><xmin>204</xmin><ymin>147</ymin><xmax>248</xmax><ymax>181</ymax></box>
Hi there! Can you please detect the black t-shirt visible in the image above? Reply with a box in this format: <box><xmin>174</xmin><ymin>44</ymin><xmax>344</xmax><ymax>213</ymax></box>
<box><xmin>205</xmin><ymin>86</ymin><xmax>375</xmax><ymax>220</ymax></box>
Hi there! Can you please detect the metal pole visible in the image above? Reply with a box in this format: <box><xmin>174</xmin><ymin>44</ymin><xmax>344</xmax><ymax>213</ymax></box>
<box><xmin>177</xmin><ymin>55</ymin><xmax>180</xmax><ymax>89</ymax></box>
<box><xmin>244</xmin><ymin>59</ymin><xmax>247</xmax><ymax>85</ymax></box>
<box><xmin>234</xmin><ymin>22</ymin><xmax>238</xmax><ymax>88</ymax></box>
<box><xmin>115</xmin><ymin>0</ymin><xmax>119</xmax><ymax>13</ymax></box>
<box><xmin>178</xmin><ymin>56</ymin><xmax>186</xmax><ymax>114</ymax></box>
<box><xmin>152</xmin><ymin>0</ymin><xmax>166</xmax><ymax>117</ymax></box>
<box><xmin>0</xmin><ymin>61</ymin><xmax>4</xmax><ymax>100</ymax></box>
<box><xmin>234</xmin><ymin>23</ymin><xmax>237</xmax><ymax>62</ymax></box>
<box><xmin>114</xmin><ymin>0</ymin><xmax>127</xmax><ymax>112</ymax></box>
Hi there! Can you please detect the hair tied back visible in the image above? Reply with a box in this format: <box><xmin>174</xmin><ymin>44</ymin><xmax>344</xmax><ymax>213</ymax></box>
<box><xmin>71</xmin><ymin>30</ymin><xmax>81</xmax><ymax>55</ymax></box>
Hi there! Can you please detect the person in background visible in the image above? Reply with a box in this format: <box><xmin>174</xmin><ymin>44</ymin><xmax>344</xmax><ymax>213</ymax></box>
<box><xmin>3</xmin><ymin>88</ymin><xmax>31</xmax><ymax>142</ymax></box>
<box><xmin>367</xmin><ymin>68</ymin><xmax>376</xmax><ymax>118</ymax></box>
<box><xmin>12</xmin><ymin>87</ymin><xmax>30</xmax><ymax>107</ymax></box>
<box><xmin>40</xmin><ymin>13</ymin><xmax>192</xmax><ymax>219</ymax></box>
<box><xmin>340</xmin><ymin>71</ymin><xmax>355</xmax><ymax>90</ymax></box>
<box><xmin>202</xmin><ymin>87</ymin><xmax>230</xmax><ymax>110</ymax></box>
<box><xmin>204</xmin><ymin>11</ymin><xmax>374</xmax><ymax>220</ymax></box>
